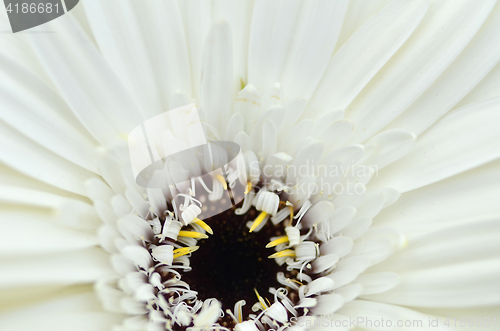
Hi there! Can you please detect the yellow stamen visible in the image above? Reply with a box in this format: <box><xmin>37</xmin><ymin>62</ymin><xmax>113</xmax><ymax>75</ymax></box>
<box><xmin>193</xmin><ymin>218</ymin><xmax>213</xmax><ymax>235</ymax></box>
<box><xmin>215</xmin><ymin>174</ymin><xmax>228</xmax><ymax>190</ymax></box>
<box><xmin>237</xmin><ymin>304</ymin><xmax>242</xmax><ymax>323</ymax></box>
<box><xmin>266</xmin><ymin>235</ymin><xmax>289</xmax><ymax>248</ymax></box>
<box><xmin>178</xmin><ymin>230</ymin><xmax>208</xmax><ymax>239</ymax></box>
<box><xmin>288</xmin><ymin>205</ymin><xmax>294</xmax><ymax>223</ymax></box>
<box><xmin>249</xmin><ymin>211</ymin><xmax>268</xmax><ymax>233</ymax></box>
<box><xmin>253</xmin><ymin>288</ymin><xmax>268</xmax><ymax>309</ymax></box>
<box><xmin>268</xmin><ymin>249</ymin><xmax>296</xmax><ymax>259</ymax></box>
<box><xmin>290</xmin><ymin>278</ymin><xmax>304</xmax><ymax>286</ymax></box>
<box><xmin>173</xmin><ymin>246</ymin><xmax>199</xmax><ymax>259</ymax></box>
<box><xmin>244</xmin><ymin>182</ymin><xmax>252</xmax><ymax>195</ymax></box>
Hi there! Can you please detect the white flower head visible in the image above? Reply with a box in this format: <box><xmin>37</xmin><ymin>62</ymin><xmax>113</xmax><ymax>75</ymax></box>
<box><xmin>1</xmin><ymin>1</ymin><xmax>500</xmax><ymax>331</ymax></box>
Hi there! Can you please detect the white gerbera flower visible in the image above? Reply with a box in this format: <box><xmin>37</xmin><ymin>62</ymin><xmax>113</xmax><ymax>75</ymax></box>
<box><xmin>1</xmin><ymin>1</ymin><xmax>500</xmax><ymax>331</ymax></box>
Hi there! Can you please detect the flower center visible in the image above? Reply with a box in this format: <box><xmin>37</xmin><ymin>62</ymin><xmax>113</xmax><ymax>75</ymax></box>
<box><xmin>181</xmin><ymin>205</ymin><xmax>286</xmax><ymax>327</ymax></box>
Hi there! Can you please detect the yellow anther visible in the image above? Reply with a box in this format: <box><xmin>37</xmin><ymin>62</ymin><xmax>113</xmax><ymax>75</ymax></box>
<box><xmin>215</xmin><ymin>174</ymin><xmax>228</xmax><ymax>190</ymax></box>
<box><xmin>288</xmin><ymin>205</ymin><xmax>294</xmax><ymax>223</ymax></box>
<box><xmin>173</xmin><ymin>246</ymin><xmax>199</xmax><ymax>259</ymax></box>
<box><xmin>268</xmin><ymin>249</ymin><xmax>296</xmax><ymax>259</ymax></box>
<box><xmin>253</xmin><ymin>288</ymin><xmax>268</xmax><ymax>309</ymax></box>
<box><xmin>249</xmin><ymin>211</ymin><xmax>268</xmax><ymax>233</ymax></box>
<box><xmin>244</xmin><ymin>182</ymin><xmax>252</xmax><ymax>195</ymax></box>
<box><xmin>193</xmin><ymin>218</ymin><xmax>213</xmax><ymax>235</ymax></box>
<box><xmin>178</xmin><ymin>230</ymin><xmax>208</xmax><ymax>239</ymax></box>
<box><xmin>266</xmin><ymin>235</ymin><xmax>289</xmax><ymax>248</ymax></box>
<box><xmin>290</xmin><ymin>278</ymin><xmax>304</xmax><ymax>286</ymax></box>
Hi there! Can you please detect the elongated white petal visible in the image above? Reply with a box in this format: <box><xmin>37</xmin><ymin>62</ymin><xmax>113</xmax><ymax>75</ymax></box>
<box><xmin>311</xmin><ymin>294</ymin><xmax>344</xmax><ymax>315</ymax></box>
<box><xmin>83</xmin><ymin>0</ymin><xmax>191</xmax><ymax>118</ymax></box>
<box><xmin>374</xmin><ymin>217</ymin><xmax>500</xmax><ymax>273</ymax></box>
<box><xmin>306</xmin><ymin>277</ymin><xmax>335</xmax><ymax>296</ymax></box>
<box><xmin>347</xmin><ymin>0</ymin><xmax>496</xmax><ymax>143</ymax></box>
<box><xmin>0</xmin><ymin>59</ymin><xmax>98</xmax><ymax>172</ymax></box>
<box><xmin>365</xmin><ymin>257</ymin><xmax>500</xmax><ymax>308</ymax></box>
<box><xmin>280</xmin><ymin>0</ymin><xmax>348</xmax><ymax>100</ymax></box>
<box><xmin>387</xmin><ymin>4</ymin><xmax>500</xmax><ymax>135</ymax></box>
<box><xmin>375</xmin><ymin>159</ymin><xmax>500</xmax><ymax>237</ymax></box>
<box><xmin>371</xmin><ymin>97</ymin><xmax>500</xmax><ymax>192</ymax></box>
<box><xmin>0</xmin><ymin>292</ymin><xmax>123</xmax><ymax>331</ymax></box>
<box><xmin>308</xmin><ymin>0</ymin><xmax>429</xmax><ymax>115</ymax></box>
<box><xmin>0</xmin><ymin>121</ymin><xmax>96</xmax><ymax>196</ymax></box>
<box><xmin>121</xmin><ymin>246</ymin><xmax>152</xmax><ymax>270</ymax></box>
<box><xmin>248</xmin><ymin>0</ymin><xmax>302</xmax><ymax>92</ymax></box>
<box><xmin>356</xmin><ymin>272</ymin><xmax>400</xmax><ymax>295</ymax></box>
<box><xmin>27</xmin><ymin>15</ymin><xmax>144</xmax><ymax>145</ymax></box>
<box><xmin>118</xmin><ymin>215</ymin><xmax>154</xmax><ymax>244</ymax></box>
<box><xmin>0</xmin><ymin>248</ymin><xmax>112</xmax><ymax>288</ymax></box>
<box><xmin>363</xmin><ymin>129</ymin><xmax>416</xmax><ymax>170</ymax></box>
<box><xmin>194</xmin><ymin>301</ymin><xmax>222</xmax><ymax>327</ymax></box>
<box><xmin>0</xmin><ymin>212</ymin><xmax>97</xmax><ymax>256</ymax></box>
<box><xmin>200</xmin><ymin>22</ymin><xmax>234</xmax><ymax>133</ymax></box>
<box><xmin>320</xmin><ymin>236</ymin><xmax>354</xmax><ymax>257</ymax></box>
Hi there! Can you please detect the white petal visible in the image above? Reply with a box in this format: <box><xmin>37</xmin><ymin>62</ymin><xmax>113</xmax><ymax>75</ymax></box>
<box><xmin>356</xmin><ymin>272</ymin><xmax>400</xmax><ymax>295</ymax></box>
<box><xmin>85</xmin><ymin>178</ymin><xmax>115</xmax><ymax>203</ymax></box>
<box><xmin>146</xmin><ymin>188</ymin><xmax>167</xmax><ymax>218</ymax></box>
<box><xmin>307</xmin><ymin>0</ymin><xmax>428</xmax><ymax>115</ymax></box>
<box><xmin>118</xmin><ymin>215</ymin><xmax>154</xmax><ymax>244</ymax></box>
<box><xmin>370</xmin><ymin>97</ymin><xmax>500</xmax><ymax>192</ymax></box>
<box><xmin>151</xmin><ymin>245</ymin><xmax>174</xmax><ymax>265</ymax></box>
<box><xmin>341</xmin><ymin>218</ymin><xmax>373</xmax><ymax>241</ymax></box>
<box><xmin>373</xmin><ymin>217</ymin><xmax>500</xmax><ymax>273</ymax></box>
<box><xmin>0</xmin><ymin>212</ymin><xmax>97</xmax><ymax>256</ymax></box>
<box><xmin>347</xmin><ymin>0</ymin><xmax>496</xmax><ymax>143</ymax></box>
<box><xmin>0</xmin><ymin>292</ymin><xmax>122</xmax><ymax>331</ymax></box>
<box><xmin>235</xmin><ymin>84</ymin><xmax>262</xmax><ymax>133</ymax></box>
<box><xmin>328</xmin><ymin>206</ymin><xmax>357</xmax><ymax>235</ymax></box>
<box><xmin>178</xmin><ymin>0</ymin><xmax>214</xmax><ymax>99</ymax></box>
<box><xmin>248</xmin><ymin>0</ymin><xmax>302</xmax><ymax>92</ymax></box>
<box><xmin>365</xmin><ymin>258</ymin><xmax>500</xmax><ymax>308</ymax></box>
<box><xmin>213</xmin><ymin>0</ymin><xmax>254</xmax><ymax>88</ymax></box>
<box><xmin>0</xmin><ymin>248</ymin><xmax>112</xmax><ymax>288</ymax></box>
<box><xmin>0</xmin><ymin>59</ymin><xmax>98</xmax><ymax>172</ymax></box>
<box><xmin>320</xmin><ymin>236</ymin><xmax>354</xmax><ymax>257</ymax></box>
<box><xmin>306</xmin><ymin>277</ymin><xmax>336</xmax><ymax>296</ymax></box>
<box><xmin>363</xmin><ymin>129</ymin><xmax>416</xmax><ymax>170</ymax></box>
<box><xmin>121</xmin><ymin>245</ymin><xmax>152</xmax><ymax>270</ymax></box>
<box><xmin>313</xmin><ymin>254</ymin><xmax>340</xmax><ymax>274</ymax></box>
<box><xmin>280</xmin><ymin>0</ymin><xmax>348</xmax><ymax>100</ymax></box>
<box><xmin>454</xmin><ymin>61</ymin><xmax>500</xmax><ymax>109</ymax></box>
<box><xmin>83</xmin><ymin>0</ymin><xmax>191</xmax><ymax>118</ymax></box>
<box><xmin>27</xmin><ymin>15</ymin><xmax>144</xmax><ymax>145</ymax></box>
<box><xmin>334</xmin><ymin>284</ymin><xmax>363</xmax><ymax>303</ymax></box>
<box><xmin>387</xmin><ymin>4</ymin><xmax>500</xmax><ymax>135</ymax></box>
<box><xmin>303</xmin><ymin>201</ymin><xmax>335</xmax><ymax>227</ymax></box>
<box><xmin>265</xmin><ymin>302</ymin><xmax>288</xmax><ymax>323</ymax></box>
<box><xmin>0</xmin><ymin>121</ymin><xmax>96</xmax><ymax>196</ymax></box>
<box><xmin>374</xmin><ymin>158</ymin><xmax>500</xmax><ymax>237</ymax></box>
<box><xmin>311</xmin><ymin>294</ymin><xmax>344</xmax><ymax>316</ymax></box>
<box><xmin>134</xmin><ymin>283</ymin><xmax>156</xmax><ymax>302</ymax></box>
<box><xmin>200</xmin><ymin>22</ymin><xmax>234</xmax><ymax>133</ymax></box>
<box><xmin>194</xmin><ymin>301</ymin><xmax>222</xmax><ymax>327</ymax></box>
